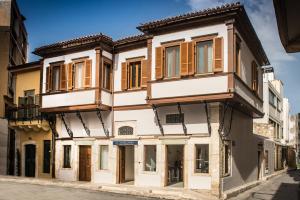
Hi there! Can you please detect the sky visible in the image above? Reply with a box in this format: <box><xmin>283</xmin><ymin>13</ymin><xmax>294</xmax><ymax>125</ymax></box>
<box><xmin>18</xmin><ymin>0</ymin><xmax>300</xmax><ymax>114</ymax></box>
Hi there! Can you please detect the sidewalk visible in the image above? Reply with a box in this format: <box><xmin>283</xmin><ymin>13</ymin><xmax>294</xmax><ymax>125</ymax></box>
<box><xmin>0</xmin><ymin>176</ymin><xmax>218</xmax><ymax>200</ymax></box>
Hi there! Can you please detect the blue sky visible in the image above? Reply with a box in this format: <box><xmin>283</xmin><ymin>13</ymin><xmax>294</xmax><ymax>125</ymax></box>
<box><xmin>18</xmin><ymin>0</ymin><xmax>300</xmax><ymax>114</ymax></box>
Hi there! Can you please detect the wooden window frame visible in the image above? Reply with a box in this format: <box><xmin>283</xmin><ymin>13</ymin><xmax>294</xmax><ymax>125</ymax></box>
<box><xmin>99</xmin><ymin>145</ymin><xmax>109</xmax><ymax>170</ymax></box>
<box><xmin>63</xmin><ymin>145</ymin><xmax>71</xmax><ymax>169</ymax></box>
<box><xmin>128</xmin><ymin>61</ymin><xmax>142</xmax><ymax>89</ymax></box>
<box><xmin>164</xmin><ymin>44</ymin><xmax>181</xmax><ymax>79</ymax></box>
<box><xmin>102</xmin><ymin>57</ymin><xmax>112</xmax><ymax>91</ymax></box>
<box><xmin>251</xmin><ymin>61</ymin><xmax>259</xmax><ymax>94</ymax></box>
<box><xmin>51</xmin><ymin>65</ymin><xmax>61</xmax><ymax>92</ymax></box>
<box><xmin>125</xmin><ymin>57</ymin><xmax>145</xmax><ymax>90</ymax></box>
<box><xmin>72</xmin><ymin>60</ymin><xmax>85</xmax><ymax>90</ymax></box>
<box><xmin>194</xmin><ymin>39</ymin><xmax>214</xmax><ymax>75</ymax></box>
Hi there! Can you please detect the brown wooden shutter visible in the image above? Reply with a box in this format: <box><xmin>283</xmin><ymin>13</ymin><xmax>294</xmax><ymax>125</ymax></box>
<box><xmin>60</xmin><ymin>64</ymin><xmax>67</xmax><ymax>91</ymax></box>
<box><xmin>46</xmin><ymin>66</ymin><xmax>51</xmax><ymax>92</ymax></box>
<box><xmin>155</xmin><ymin>46</ymin><xmax>164</xmax><ymax>79</ymax></box>
<box><xmin>188</xmin><ymin>41</ymin><xmax>195</xmax><ymax>75</ymax></box>
<box><xmin>180</xmin><ymin>42</ymin><xmax>188</xmax><ymax>76</ymax></box>
<box><xmin>67</xmin><ymin>63</ymin><xmax>73</xmax><ymax>90</ymax></box>
<box><xmin>121</xmin><ymin>62</ymin><xmax>128</xmax><ymax>90</ymax></box>
<box><xmin>84</xmin><ymin>59</ymin><xmax>92</xmax><ymax>88</ymax></box>
<box><xmin>213</xmin><ymin>37</ymin><xmax>223</xmax><ymax>72</ymax></box>
<box><xmin>141</xmin><ymin>59</ymin><xmax>148</xmax><ymax>88</ymax></box>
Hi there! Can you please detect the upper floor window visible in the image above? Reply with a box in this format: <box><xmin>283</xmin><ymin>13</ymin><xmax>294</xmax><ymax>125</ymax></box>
<box><xmin>103</xmin><ymin>61</ymin><xmax>112</xmax><ymax>90</ymax></box>
<box><xmin>251</xmin><ymin>61</ymin><xmax>259</xmax><ymax>93</ymax></box>
<box><xmin>196</xmin><ymin>40</ymin><xmax>213</xmax><ymax>74</ymax></box>
<box><xmin>121</xmin><ymin>58</ymin><xmax>147</xmax><ymax>91</ymax></box>
<box><xmin>269</xmin><ymin>90</ymin><xmax>277</xmax><ymax>108</ymax></box>
<box><xmin>235</xmin><ymin>36</ymin><xmax>241</xmax><ymax>76</ymax></box>
<box><xmin>128</xmin><ymin>61</ymin><xmax>141</xmax><ymax>89</ymax></box>
<box><xmin>166</xmin><ymin>113</ymin><xmax>184</xmax><ymax>124</ymax></box>
<box><xmin>165</xmin><ymin>46</ymin><xmax>180</xmax><ymax>78</ymax></box>
<box><xmin>52</xmin><ymin>66</ymin><xmax>60</xmax><ymax>91</ymax></box>
<box><xmin>74</xmin><ymin>61</ymin><xmax>84</xmax><ymax>89</ymax></box>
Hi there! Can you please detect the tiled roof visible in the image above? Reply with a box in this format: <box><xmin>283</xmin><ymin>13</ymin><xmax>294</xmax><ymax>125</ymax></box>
<box><xmin>137</xmin><ymin>2</ymin><xmax>241</xmax><ymax>31</ymax></box>
<box><xmin>114</xmin><ymin>34</ymin><xmax>147</xmax><ymax>46</ymax></box>
<box><xmin>33</xmin><ymin>33</ymin><xmax>113</xmax><ymax>55</ymax></box>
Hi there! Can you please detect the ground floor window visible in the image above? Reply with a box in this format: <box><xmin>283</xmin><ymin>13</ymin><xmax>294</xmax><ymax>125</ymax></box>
<box><xmin>43</xmin><ymin>140</ymin><xmax>51</xmax><ymax>173</ymax></box>
<box><xmin>63</xmin><ymin>145</ymin><xmax>71</xmax><ymax>168</ymax></box>
<box><xmin>223</xmin><ymin>141</ymin><xmax>231</xmax><ymax>176</ymax></box>
<box><xmin>265</xmin><ymin>150</ymin><xmax>269</xmax><ymax>172</ymax></box>
<box><xmin>195</xmin><ymin>144</ymin><xmax>209</xmax><ymax>173</ymax></box>
<box><xmin>99</xmin><ymin>145</ymin><xmax>109</xmax><ymax>170</ymax></box>
<box><xmin>144</xmin><ymin>145</ymin><xmax>156</xmax><ymax>172</ymax></box>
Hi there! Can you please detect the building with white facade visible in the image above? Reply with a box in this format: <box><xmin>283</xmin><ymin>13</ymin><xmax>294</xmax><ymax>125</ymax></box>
<box><xmin>33</xmin><ymin>3</ymin><xmax>270</xmax><ymax>197</ymax></box>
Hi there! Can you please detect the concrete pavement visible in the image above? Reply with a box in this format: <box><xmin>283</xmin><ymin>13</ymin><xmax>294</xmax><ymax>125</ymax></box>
<box><xmin>228</xmin><ymin>170</ymin><xmax>300</xmax><ymax>200</ymax></box>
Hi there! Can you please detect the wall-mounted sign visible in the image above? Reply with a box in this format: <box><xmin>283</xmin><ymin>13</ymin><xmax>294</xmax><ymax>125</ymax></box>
<box><xmin>113</xmin><ymin>140</ymin><xmax>138</xmax><ymax>145</ymax></box>
<box><xmin>118</xmin><ymin>126</ymin><xmax>133</xmax><ymax>135</ymax></box>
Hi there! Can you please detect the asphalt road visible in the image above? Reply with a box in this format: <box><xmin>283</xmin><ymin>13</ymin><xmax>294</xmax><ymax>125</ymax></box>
<box><xmin>0</xmin><ymin>181</ymin><xmax>159</xmax><ymax>200</ymax></box>
<box><xmin>229</xmin><ymin>170</ymin><xmax>300</xmax><ymax>200</ymax></box>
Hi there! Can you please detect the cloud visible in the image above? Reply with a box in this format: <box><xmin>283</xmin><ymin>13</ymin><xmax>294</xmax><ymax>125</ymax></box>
<box><xmin>186</xmin><ymin>0</ymin><xmax>297</xmax><ymax>66</ymax></box>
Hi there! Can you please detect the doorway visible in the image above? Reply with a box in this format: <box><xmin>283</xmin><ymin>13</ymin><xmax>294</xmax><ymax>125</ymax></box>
<box><xmin>79</xmin><ymin>145</ymin><xmax>91</xmax><ymax>181</ymax></box>
<box><xmin>166</xmin><ymin>145</ymin><xmax>184</xmax><ymax>187</ymax></box>
<box><xmin>25</xmin><ymin>144</ymin><xmax>36</xmax><ymax>177</ymax></box>
<box><xmin>257</xmin><ymin>150</ymin><xmax>262</xmax><ymax>180</ymax></box>
<box><xmin>118</xmin><ymin>145</ymin><xmax>134</xmax><ymax>184</ymax></box>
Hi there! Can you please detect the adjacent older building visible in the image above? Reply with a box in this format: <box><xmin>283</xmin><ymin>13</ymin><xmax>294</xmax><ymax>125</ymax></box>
<box><xmin>7</xmin><ymin>61</ymin><xmax>54</xmax><ymax>178</ymax></box>
<box><xmin>33</xmin><ymin>3</ymin><xmax>269</xmax><ymax>197</ymax></box>
<box><xmin>0</xmin><ymin>0</ymin><xmax>28</xmax><ymax>175</ymax></box>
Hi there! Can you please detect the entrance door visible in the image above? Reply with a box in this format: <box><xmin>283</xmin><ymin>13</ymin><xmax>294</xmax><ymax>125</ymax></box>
<box><xmin>118</xmin><ymin>146</ymin><xmax>134</xmax><ymax>184</ymax></box>
<box><xmin>257</xmin><ymin>151</ymin><xmax>262</xmax><ymax>180</ymax></box>
<box><xmin>166</xmin><ymin>145</ymin><xmax>184</xmax><ymax>187</ymax></box>
<box><xmin>25</xmin><ymin>144</ymin><xmax>36</xmax><ymax>177</ymax></box>
<box><xmin>79</xmin><ymin>145</ymin><xmax>91</xmax><ymax>181</ymax></box>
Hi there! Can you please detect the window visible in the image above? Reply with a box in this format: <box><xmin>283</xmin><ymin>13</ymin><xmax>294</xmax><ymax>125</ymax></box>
<box><xmin>166</xmin><ymin>113</ymin><xmax>184</xmax><ymax>124</ymax></box>
<box><xmin>63</xmin><ymin>145</ymin><xmax>71</xmax><ymax>168</ymax></box>
<box><xmin>223</xmin><ymin>141</ymin><xmax>231</xmax><ymax>176</ymax></box>
<box><xmin>251</xmin><ymin>61</ymin><xmax>259</xmax><ymax>92</ymax></box>
<box><xmin>74</xmin><ymin>62</ymin><xmax>84</xmax><ymax>89</ymax></box>
<box><xmin>165</xmin><ymin>46</ymin><xmax>180</xmax><ymax>78</ymax></box>
<box><xmin>118</xmin><ymin>126</ymin><xmax>133</xmax><ymax>135</ymax></box>
<box><xmin>235</xmin><ymin>38</ymin><xmax>241</xmax><ymax>75</ymax></box>
<box><xmin>99</xmin><ymin>145</ymin><xmax>108</xmax><ymax>170</ymax></box>
<box><xmin>52</xmin><ymin>66</ymin><xmax>60</xmax><ymax>91</ymax></box>
<box><xmin>103</xmin><ymin>62</ymin><xmax>111</xmax><ymax>90</ymax></box>
<box><xmin>144</xmin><ymin>145</ymin><xmax>156</xmax><ymax>172</ymax></box>
<box><xmin>128</xmin><ymin>61</ymin><xmax>141</xmax><ymax>89</ymax></box>
<box><xmin>195</xmin><ymin>144</ymin><xmax>209</xmax><ymax>173</ymax></box>
<box><xmin>269</xmin><ymin>90</ymin><xmax>277</xmax><ymax>108</ymax></box>
<box><xmin>43</xmin><ymin>140</ymin><xmax>51</xmax><ymax>173</ymax></box>
<box><xmin>265</xmin><ymin>150</ymin><xmax>269</xmax><ymax>172</ymax></box>
<box><xmin>196</xmin><ymin>40</ymin><xmax>213</xmax><ymax>74</ymax></box>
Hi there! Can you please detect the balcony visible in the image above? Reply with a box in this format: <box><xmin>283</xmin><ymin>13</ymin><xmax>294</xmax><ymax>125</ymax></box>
<box><xmin>147</xmin><ymin>73</ymin><xmax>264</xmax><ymax>117</ymax></box>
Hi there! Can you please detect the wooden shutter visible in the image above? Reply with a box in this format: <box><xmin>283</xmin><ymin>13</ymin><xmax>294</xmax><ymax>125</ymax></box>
<box><xmin>141</xmin><ymin>59</ymin><xmax>148</xmax><ymax>88</ymax></box>
<box><xmin>46</xmin><ymin>66</ymin><xmax>51</xmax><ymax>92</ymax></box>
<box><xmin>188</xmin><ymin>41</ymin><xmax>195</xmax><ymax>75</ymax></box>
<box><xmin>67</xmin><ymin>63</ymin><xmax>73</xmax><ymax>90</ymax></box>
<box><xmin>180</xmin><ymin>42</ymin><xmax>188</xmax><ymax>76</ymax></box>
<box><xmin>121</xmin><ymin>62</ymin><xmax>128</xmax><ymax>90</ymax></box>
<box><xmin>155</xmin><ymin>46</ymin><xmax>164</xmax><ymax>79</ymax></box>
<box><xmin>60</xmin><ymin>64</ymin><xmax>67</xmax><ymax>91</ymax></box>
<box><xmin>84</xmin><ymin>59</ymin><xmax>92</xmax><ymax>88</ymax></box>
<box><xmin>213</xmin><ymin>37</ymin><xmax>223</xmax><ymax>72</ymax></box>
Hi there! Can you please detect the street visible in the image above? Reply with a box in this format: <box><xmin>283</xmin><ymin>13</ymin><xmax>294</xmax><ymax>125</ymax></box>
<box><xmin>0</xmin><ymin>182</ymin><xmax>159</xmax><ymax>200</ymax></box>
<box><xmin>229</xmin><ymin>170</ymin><xmax>300</xmax><ymax>200</ymax></box>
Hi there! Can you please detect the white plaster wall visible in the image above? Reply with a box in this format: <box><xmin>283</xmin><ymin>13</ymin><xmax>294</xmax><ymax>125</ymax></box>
<box><xmin>114</xmin><ymin>104</ymin><xmax>211</xmax><ymax>136</ymax></box>
<box><xmin>0</xmin><ymin>119</ymin><xmax>8</xmax><ymax>175</ymax></box>
<box><xmin>235</xmin><ymin>30</ymin><xmax>263</xmax><ymax>99</ymax></box>
<box><xmin>235</xmin><ymin>78</ymin><xmax>263</xmax><ymax>113</ymax></box>
<box><xmin>114</xmin><ymin>91</ymin><xmax>147</xmax><ymax>106</ymax></box>
<box><xmin>102</xmin><ymin>50</ymin><xmax>113</xmax><ymax>60</ymax></box>
<box><xmin>152</xmin><ymin>24</ymin><xmax>228</xmax><ymax>80</ymax></box>
<box><xmin>42</xmin><ymin>49</ymin><xmax>97</xmax><ymax>93</ymax></box>
<box><xmin>114</xmin><ymin>48</ymin><xmax>148</xmax><ymax>92</ymax></box>
<box><xmin>101</xmin><ymin>90</ymin><xmax>112</xmax><ymax>106</ymax></box>
<box><xmin>56</xmin><ymin>111</ymin><xmax>112</xmax><ymax>138</ymax></box>
<box><xmin>43</xmin><ymin>90</ymin><xmax>96</xmax><ymax>108</ymax></box>
<box><xmin>151</xmin><ymin>76</ymin><xmax>228</xmax><ymax>99</ymax></box>
<box><xmin>282</xmin><ymin>98</ymin><xmax>290</xmax><ymax>142</ymax></box>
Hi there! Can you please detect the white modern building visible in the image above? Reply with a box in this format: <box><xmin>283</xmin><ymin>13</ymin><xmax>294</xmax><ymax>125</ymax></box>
<box><xmin>33</xmin><ymin>3</ymin><xmax>270</xmax><ymax>197</ymax></box>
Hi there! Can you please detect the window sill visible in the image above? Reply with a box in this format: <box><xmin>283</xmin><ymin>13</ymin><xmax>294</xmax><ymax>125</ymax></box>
<box><xmin>192</xmin><ymin>172</ymin><xmax>210</xmax><ymax>176</ymax></box>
